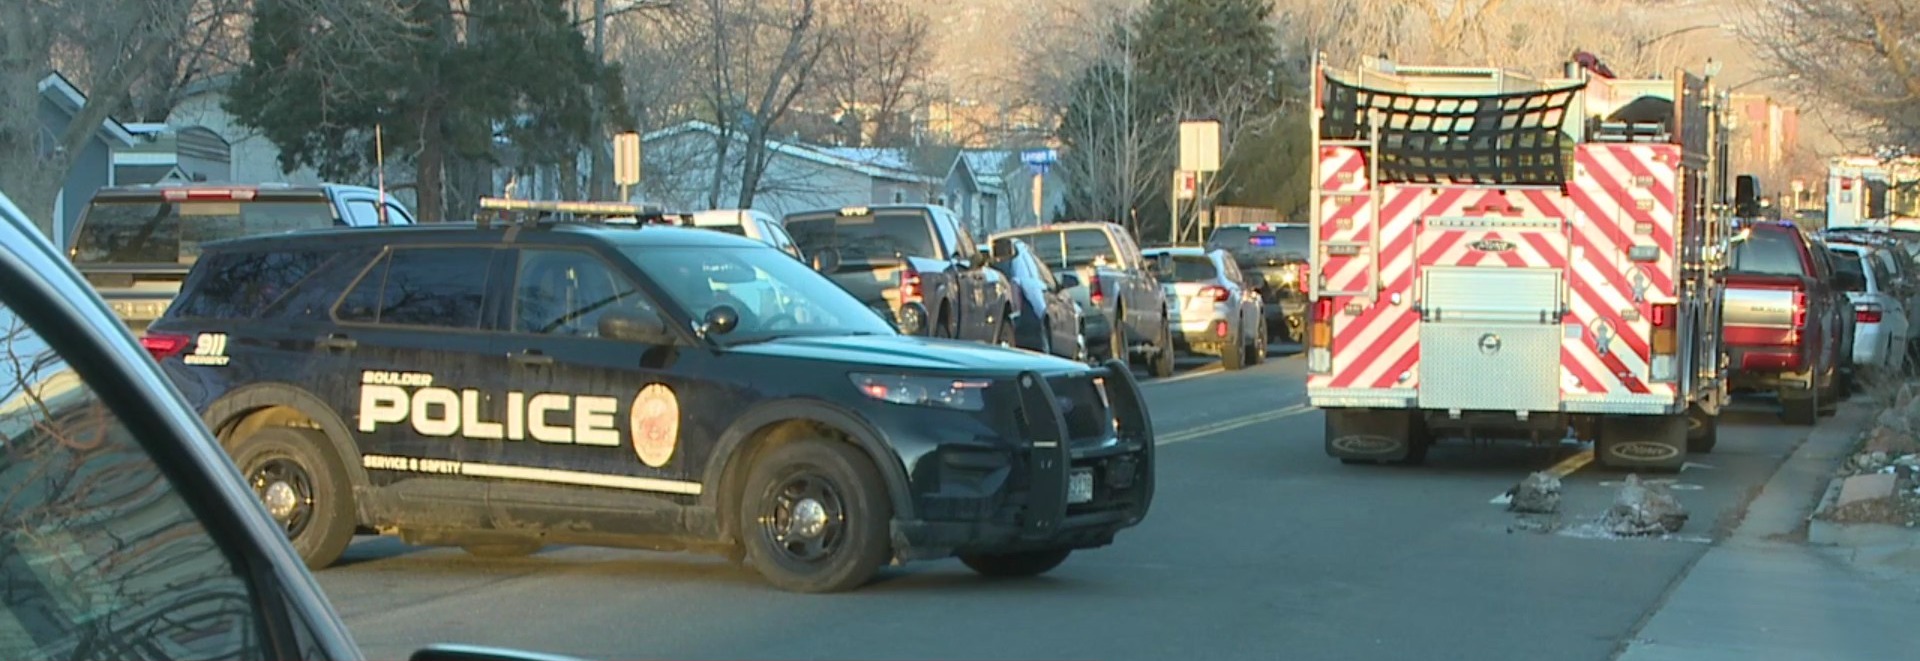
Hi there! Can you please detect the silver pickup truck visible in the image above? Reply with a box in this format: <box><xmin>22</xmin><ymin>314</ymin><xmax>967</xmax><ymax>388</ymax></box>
<box><xmin>989</xmin><ymin>222</ymin><xmax>1175</xmax><ymax>377</ymax></box>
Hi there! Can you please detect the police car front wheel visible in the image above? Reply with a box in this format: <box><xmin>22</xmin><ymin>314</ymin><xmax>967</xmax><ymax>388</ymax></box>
<box><xmin>739</xmin><ymin>438</ymin><xmax>892</xmax><ymax>593</ymax></box>
<box><xmin>231</xmin><ymin>427</ymin><xmax>356</xmax><ymax>570</ymax></box>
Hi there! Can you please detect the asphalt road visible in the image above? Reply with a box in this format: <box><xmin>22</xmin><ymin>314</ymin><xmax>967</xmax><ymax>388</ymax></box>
<box><xmin>317</xmin><ymin>348</ymin><xmax>1828</xmax><ymax>661</ymax></box>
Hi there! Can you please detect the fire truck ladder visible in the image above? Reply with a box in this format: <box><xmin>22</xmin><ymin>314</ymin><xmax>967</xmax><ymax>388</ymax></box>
<box><xmin>1315</xmin><ymin>108</ymin><xmax>1385</xmax><ymax>302</ymax></box>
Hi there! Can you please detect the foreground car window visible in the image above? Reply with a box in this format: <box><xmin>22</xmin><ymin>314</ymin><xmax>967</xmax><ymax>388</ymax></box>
<box><xmin>0</xmin><ymin>303</ymin><xmax>265</xmax><ymax>658</ymax></box>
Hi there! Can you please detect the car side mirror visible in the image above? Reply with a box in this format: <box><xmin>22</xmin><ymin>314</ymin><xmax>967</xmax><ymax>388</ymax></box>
<box><xmin>598</xmin><ymin>309</ymin><xmax>674</xmax><ymax>345</ymax></box>
<box><xmin>1056</xmin><ymin>272</ymin><xmax>1081</xmax><ymax>290</ymax></box>
<box><xmin>412</xmin><ymin>643</ymin><xmax>584</xmax><ymax>661</ymax></box>
<box><xmin>701</xmin><ymin>305</ymin><xmax>741</xmax><ymax>336</ymax></box>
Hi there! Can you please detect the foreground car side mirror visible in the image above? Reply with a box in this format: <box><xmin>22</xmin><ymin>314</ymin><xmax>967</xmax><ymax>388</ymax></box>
<box><xmin>412</xmin><ymin>643</ymin><xmax>586</xmax><ymax>661</ymax></box>
<box><xmin>598</xmin><ymin>309</ymin><xmax>674</xmax><ymax>344</ymax></box>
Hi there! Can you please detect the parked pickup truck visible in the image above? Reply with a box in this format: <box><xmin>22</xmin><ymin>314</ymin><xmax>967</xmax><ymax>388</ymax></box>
<box><xmin>989</xmin><ymin>222</ymin><xmax>1175</xmax><ymax>377</ymax></box>
<box><xmin>783</xmin><ymin>205</ymin><xmax>1014</xmax><ymax>344</ymax></box>
<box><xmin>67</xmin><ymin>183</ymin><xmax>415</xmax><ymax>334</ymax></box>
<box><xmin>1724</xmin><ymin>219</ymin><xmax>1849</xmax><ymax>424</ymax></box>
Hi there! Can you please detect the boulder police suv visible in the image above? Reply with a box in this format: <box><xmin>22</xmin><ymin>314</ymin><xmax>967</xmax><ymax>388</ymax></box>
<box><xmin>144</xmin><ymin>199</ymin><xmax>1155</xmax><ymax>593</ymax></box>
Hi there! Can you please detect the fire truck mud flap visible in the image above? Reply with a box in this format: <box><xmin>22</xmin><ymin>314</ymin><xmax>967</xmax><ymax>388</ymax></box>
<box><xmin>1595</xmin><ymin>413</ymin><xmax>1688</xmax><ymax>472</ymax></box>
<box><xmin>1325</xmin><ymin>408</ymin><xmax>1422</xmax><ymax>462</ymax></box>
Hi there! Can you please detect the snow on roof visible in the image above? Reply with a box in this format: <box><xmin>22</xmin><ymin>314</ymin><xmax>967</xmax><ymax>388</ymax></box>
<box><xmin>643</xmin><ymin>121</ymin><xmax>938</xmax><ymax>184</ymax></box>
<box><xmin>816</xmin><ymin>146</ymin><xmax>917</xmax><ymax>173</ymax></box>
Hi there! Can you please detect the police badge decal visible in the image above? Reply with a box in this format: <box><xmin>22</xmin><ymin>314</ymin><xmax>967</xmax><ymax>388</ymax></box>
<box><xmin>630</xmin><ymin>384</ymin><xmax>680</xmax><ymax>468</ymax></box>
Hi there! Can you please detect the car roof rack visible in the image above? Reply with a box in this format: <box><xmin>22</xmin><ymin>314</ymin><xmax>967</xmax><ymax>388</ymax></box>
<box><xmin>474</xmin><ymin>197</ymin><xmax>688</xmax><ymax>229</ymax></box>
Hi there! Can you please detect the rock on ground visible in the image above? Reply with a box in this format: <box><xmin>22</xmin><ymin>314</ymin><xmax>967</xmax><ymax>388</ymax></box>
<box><xmin>1602</xmin><ymin>474</ymin><xmax>1689</xmax><ymax>536</ymax></box>
<box><xmin>1508</xmin><ymin>471</ymin><xmax>1562</xmax><ymax>514</ymax></box>
<box><xmin>1864</xmin><ymin>425</ymin><xmax>1920</xmax><ymax>455</ymax></box>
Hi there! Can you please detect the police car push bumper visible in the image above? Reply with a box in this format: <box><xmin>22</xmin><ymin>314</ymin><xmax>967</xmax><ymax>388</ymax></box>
<box><xmin>889</xmin><ymin>358</ymin><xmax>1154</xmax><ymax>559</ymax></box>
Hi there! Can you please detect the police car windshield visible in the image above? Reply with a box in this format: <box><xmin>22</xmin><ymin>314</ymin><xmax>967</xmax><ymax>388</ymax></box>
<box><xmin>622</xmin><ymin>244</ymin><xmax>897</xmax><ymax>343</ymax></box>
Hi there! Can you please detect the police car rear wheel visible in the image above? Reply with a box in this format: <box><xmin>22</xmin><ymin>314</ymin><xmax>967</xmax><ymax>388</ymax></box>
<box><xmin>959</xmin><ymin>548</ymin><xmax>1072</xmax><ymax>577</ymax></box>
<box><xmin>741</xmin><ymin>439</ymin><xmax>891</xmax><ymax>593</ymax></box>
<box><xmin>232</xmin><ymin>427</ymin><xmax>355</xmax><ymax>570</ymax></box>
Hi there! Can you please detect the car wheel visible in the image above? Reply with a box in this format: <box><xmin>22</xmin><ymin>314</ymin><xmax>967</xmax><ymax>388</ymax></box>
<box><xmin>1251</xmin><ymin>319</ymin><xmax>1269</xmax><ymax>365</ymax></box>
<box><xmin>959</xmin><ymin>548</ymin><xmax>1073</xmax><ymax>578</ymax></box>
<box><xmin>740</xmin><ymin>438</ymin><xmax>891</xmax><ymax>593</ymax></box>
<box><xmin>1150</xmin><ymin>319</ymin><xmax>1176</xmax><ymax>378</ymax></box>
<box><xmin>230</xmin><ymin>426</ymin><xmax>356</xmax><ymax>570</ymax></box>
<box><xmin>1222</xmin><ymin>325</ymin><xmax>1247</xmax><ymax>371</ymax></box>
<box><xmin>1107</xmin><ymin>314</ymin><xmax>1128</xmax><ymax>363</ymax></box>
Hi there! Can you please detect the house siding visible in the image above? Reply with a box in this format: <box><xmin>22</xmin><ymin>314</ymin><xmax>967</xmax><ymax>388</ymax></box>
<box><xmin>39</xmin><ymin>95</ymin><xmax>113</xmax><ymax>245</ymax></box>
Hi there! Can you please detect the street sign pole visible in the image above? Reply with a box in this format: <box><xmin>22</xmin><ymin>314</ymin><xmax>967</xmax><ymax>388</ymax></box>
<box><xmin>1021</xmin><ymin>148</ymin><xmax>1058</xmax><ymax>228</ymax></box>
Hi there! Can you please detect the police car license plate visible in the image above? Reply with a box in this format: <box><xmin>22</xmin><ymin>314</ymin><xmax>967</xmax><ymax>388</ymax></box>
<box><xmin>1068</xmin><ymin>469</ymin><xmax>1094</xmax><ymax>504</ymax></box>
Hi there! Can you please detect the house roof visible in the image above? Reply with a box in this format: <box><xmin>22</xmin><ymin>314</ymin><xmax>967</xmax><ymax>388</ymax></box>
<box><xmin>37</xmin><ymin>73</ymin><xmax>137</xmax><ymax>147</ymax></box>
<box><xmin>816</xmin><ymin>147</ymin><xmax>918</xmax><ymax>173</ymax></box>
<box><xmin>643</xmin><ymin>121</ymin><xmax>939</xmax><ymax>185</ymax></box>
<box><xmin>115</xmin><ymin>164</ymin><xmax>190</xmax><ymax>186</ymax></box>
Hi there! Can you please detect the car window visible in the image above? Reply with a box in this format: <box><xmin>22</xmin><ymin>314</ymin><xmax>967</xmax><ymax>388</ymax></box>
<box><xmin>1830</xmin><ymin>249</ymin><xmax>1868</xmax><ymax>291</ymax></box>
<box><xmin>1729</xmin><ymin>227</ymin><xmax>1807</xmax><ymax>277</ymax></box>
<box><xmin>71</xmin><ymin>199</ymin><xmax>337</xmax><ymax>266</ymax></box>
<box><xmin>335</xmin><ymin>247</ymin><xmax>494</xmax><ymax>328</ymax></box>
<box><xmin>786</xmin><ymin>212</ymin><xmax>939</xmax><ymax>262</ymax></box>
<box><xmin>514</xmin><ymin>249</ymin><xmax>658</xmax><ymax>337</ymax></box>
<box><xmin>169</xmin><ymin>248</ymin><xmax>358</xmax><ymax>320</ymax></box>
<box><xmin>1011</xmin><ymin>228</ymin><xmax>1120</xmax><ymax>271</ymax></box>
<box><xmin>0</xmin><ymin>296</ymin><xmax>269</xmax><ymax>658</ymax></box>
<box><xmin>1156</xmin><ymin>255</ymin><xmax>1218</xmax><ymax>283</ymax></box>
<box><xmin>622</xmin><ymin>244</ymin><xmax>897</xmax><ymax>343</ymax></box>
<box><xmin>343</xmin><ymin>200</ymin><xmax>381</xmax><ymax>226</ymax></box>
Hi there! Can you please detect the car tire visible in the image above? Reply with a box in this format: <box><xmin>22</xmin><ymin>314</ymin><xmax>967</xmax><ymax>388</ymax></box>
<box><xmin>959</xmin><ymin>548</ymin><xmax>1073</xmax><ymax>578</ymax></box>
<box><xmin>1150</xmin><ymin>319</ymin><xmax>1176</xmax><ymax>378</ymax></box>
<box><xmin>1781</xmin><ymin>388</ymin><xmax>1818</xmax><ymax>425</ymax></box>
<box><xmin>1222</xmin><ymin>327</ymin><xmax>1247</xmax><ymax>370</ymax></box>
<box><xmin>1107</xmin><ymin>313</ymin><xmax>1128</xmax><ymax>363</ymax></box>
<box><xmin>1250</xmin><ymin>319</ymin><xmax>1269</xmax><ymax>365</ymax></box>
<box><xmin>739</xmin><ymin>438</ymin><xmax>891</xmax><ymax>593</ymax></box>
<box><xmin>462</xmin><ymin>541</ymin><xmax>543</xmax><ymax>558</ymax></box>
<box><xmin>229</xmin><ymin>426</ymin><xmax>356</xmax><ymax>570</ymax></box>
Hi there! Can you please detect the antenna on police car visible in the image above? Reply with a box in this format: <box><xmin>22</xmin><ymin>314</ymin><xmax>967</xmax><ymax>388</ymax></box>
<box><xmin>375</xmin><ymin>124</ymin><xmax>389</xmax><ymax>225</ymax></box>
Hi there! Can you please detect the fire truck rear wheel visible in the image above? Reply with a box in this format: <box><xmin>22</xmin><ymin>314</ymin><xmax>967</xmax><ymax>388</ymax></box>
<box><xmin>1686</xmin><ymin>404</ymin><xmax>1718</xmax><ymax>454</ymax></box>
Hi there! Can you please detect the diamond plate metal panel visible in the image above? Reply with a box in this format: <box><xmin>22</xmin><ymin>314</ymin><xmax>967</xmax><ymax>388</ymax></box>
<box><xmin>1418</xmin><ymin>323</ymin><xmax>1562</xmax><ymax>411</ymax></box>
<box><xmin>1422</xmin><ymin>267</ymin><xmax>1561</xmax><ymax>321</ymax></box>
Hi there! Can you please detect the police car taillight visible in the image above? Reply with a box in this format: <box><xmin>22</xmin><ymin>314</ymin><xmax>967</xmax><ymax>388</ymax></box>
<box><xmin>141</xmin><ymin>332</ymin><xmax>191</xmax><ymax>361</ymax></box>
<box><xmin>162</xmin><ymin>188</ymin><xmax>257</xmax><ymax>201</ymax></box>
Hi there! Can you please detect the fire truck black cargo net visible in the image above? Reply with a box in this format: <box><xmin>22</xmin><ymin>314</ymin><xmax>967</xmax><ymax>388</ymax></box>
<box><xmin>1320</xmin><ymin>74</ymin><xmax>1585</xmax><ymax>185</ymax></box>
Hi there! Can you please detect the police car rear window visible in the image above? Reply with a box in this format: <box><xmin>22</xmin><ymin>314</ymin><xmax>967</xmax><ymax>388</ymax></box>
<box><xmin>71</xmin><ymin>200</ymin><xmax>336</xmax><ymax>266</ymax></box>
<box><xmin>170</xmin><ymin>249</ymin><xmax>348</xmax><ymax>320</ymax></box>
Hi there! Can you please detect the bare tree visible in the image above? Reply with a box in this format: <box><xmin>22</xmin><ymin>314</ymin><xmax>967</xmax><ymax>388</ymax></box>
<box><xmin>0</xmin><ymin>0</ymin><xmax>198</xmax><ymax>234</ymax></box>
<box><xmin>1273</xmin><ymin>0</ymin><xmax>1697</xmax><ymax>78</ymax></box>
<box><xmin>811</xmin><ymin>0</ymin><xmax>933</xmax><ymax>146</ymax></box>
<box><xmin>1015</xmin><ymin>0</ymin><xmax>1160</xmax><ymax>233</ymax></box>
<box><xmin>676</xmin><ymin>0</ymin><xmax>831</xmax><ymax>208</ymax></box>
<box><xmin>1735</xmin><ymin>0</ymin><xmax>1920</xmax><ymax>148</ymax></box>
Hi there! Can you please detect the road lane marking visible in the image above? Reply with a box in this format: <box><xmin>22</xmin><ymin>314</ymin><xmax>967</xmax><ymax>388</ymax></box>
<box><xmin>1489</xmin><ymin>449</ymin><xmax>1593</xmax><ymax>505</ymax></box>
<box><xmin>1145</xmin><ymin>363</ymin><xmax>1224</xmax><ymax>386</ymax></box>
<box><xmin>1157</xmin><ymin>402</ymin><xmax>1313</xmax><ymax>445</ymax></box>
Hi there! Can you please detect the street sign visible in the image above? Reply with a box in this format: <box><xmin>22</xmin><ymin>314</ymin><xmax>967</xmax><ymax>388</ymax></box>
<box><xmin>1021</xmin><ymin>148</ymin><xmax>1058</xmax><ymax>174</ymax></box>
<box><xmin>613</xmin><ymin>132</ymin><xmax>642</xmax><ymax>187</ymax></box>
<box><xmin>1174</xmin><ymin>171</ymin><xmax>1197</xmax><ymax>200</ymax></box>
<box><xmin>1179</xmin><ymin>120</ymin><xmax>1221</xmax><ymax>173</ymax></box>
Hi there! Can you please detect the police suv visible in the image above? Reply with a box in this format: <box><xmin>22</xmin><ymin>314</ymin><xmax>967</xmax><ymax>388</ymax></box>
<box><xmin>144</xmin><ymin>199</ymin><xmax>1155</xmax><ymax>593</ymax></box>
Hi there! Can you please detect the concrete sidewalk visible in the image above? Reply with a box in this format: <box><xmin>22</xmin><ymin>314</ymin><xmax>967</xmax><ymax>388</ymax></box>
<box><xmin>1617</xmin><ymin>402</ymin><xmax>1920</xmax><ymax>661</ymax></box>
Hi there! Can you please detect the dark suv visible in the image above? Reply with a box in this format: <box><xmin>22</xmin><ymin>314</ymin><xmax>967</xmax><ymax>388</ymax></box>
<box><xmin>145</xmin><ymin>212</ymin><xmax>1154</xmax><ymax>593</ymax></box>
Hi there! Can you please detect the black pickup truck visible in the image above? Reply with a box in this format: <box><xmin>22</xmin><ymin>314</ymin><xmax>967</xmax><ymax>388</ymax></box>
<box><xmin>784</xmin><ymin>205</ymin><xmax>1015</xmax><ymax>345</ymax></box>
<box><xmin>1205</xmin><ymin>222</ymin><xmax>1311</xmax><ymax>343</ymax></box>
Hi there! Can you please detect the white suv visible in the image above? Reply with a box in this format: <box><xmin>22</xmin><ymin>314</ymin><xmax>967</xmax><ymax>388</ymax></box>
<box><xmin>687</xmin><ymin>209</ymin><xmax>803</xmax><ymax>259</ymax></box>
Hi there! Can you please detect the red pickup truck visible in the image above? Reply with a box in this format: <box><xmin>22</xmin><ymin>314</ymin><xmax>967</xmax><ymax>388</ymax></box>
<box><xmin>1724</xmin><ymin>220</ymin><xmax>1851</xmax><ymax>424</ymax></box>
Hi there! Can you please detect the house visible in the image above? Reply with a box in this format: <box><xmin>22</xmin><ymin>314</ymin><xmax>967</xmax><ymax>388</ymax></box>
<box><xmin>117</xmin><ymin>123</ymin><xmax>232</xmax><ymax>185</ymax></box>
<box><xmin>166</xmin><ymin>73</ymin><xmax>326</xmax><ymax>188</ymax></box>
<box><xmin>637</xmin><ymin>121</ymin><xmax>940</xmax><ymax>219</ymax></box>
<box><xmin>37</xmin><ymin>73</ymin><xmax>137</xmax><ymax>245</ymax></box>
<box><xmin>942</xmin><ymin>149</ymin><xmax>1066</xmax><ymax>239</ymax></box>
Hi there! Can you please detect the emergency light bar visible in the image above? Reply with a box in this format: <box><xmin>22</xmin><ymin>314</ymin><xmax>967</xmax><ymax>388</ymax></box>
<box><xmin>477</xmin><ymin>198</ymin><xmax>648</xmax><ymax>216</ymax></box>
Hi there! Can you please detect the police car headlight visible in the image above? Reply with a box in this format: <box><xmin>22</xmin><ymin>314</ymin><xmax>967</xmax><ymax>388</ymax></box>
<box><xmin>851</xmin><ymin>373</ymin><xmax>990</xmax><ymax>412</ymax></box>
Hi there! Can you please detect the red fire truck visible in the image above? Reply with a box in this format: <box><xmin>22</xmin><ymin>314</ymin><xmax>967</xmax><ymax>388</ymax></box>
<box><xmin>1304</xmin><ymin>57</ymin><xmax>1731</xmax><ymax>471</ymax></box>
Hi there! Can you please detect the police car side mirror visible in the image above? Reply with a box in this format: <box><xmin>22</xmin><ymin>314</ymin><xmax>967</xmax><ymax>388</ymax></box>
<box><xmin>598</xmin><ymin>310</ymin><xmax>674</xmax><ymax>345</ymax></box>
<box><xmin>701</xmin><ymin>305</ymin><xmax>740</xmax><ymax>336</ymax></box>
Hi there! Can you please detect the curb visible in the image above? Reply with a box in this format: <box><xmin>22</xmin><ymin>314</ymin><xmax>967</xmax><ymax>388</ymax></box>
<box><xmin>1727</xmin><ymin>400</ymin><xmax>1873</xmax><ymax>542</ymax></box>
<box><xmin>1803</xmin><ymin>396</ymin><xmax>1920</xmax><ymax>549</ymax></box>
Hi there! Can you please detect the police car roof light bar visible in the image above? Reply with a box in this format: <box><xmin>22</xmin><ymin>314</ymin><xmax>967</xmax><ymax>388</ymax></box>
<box><xmin>476</xmin><ymin>197</ymin><xmax>661</xmax><ymax>229</ymax></box>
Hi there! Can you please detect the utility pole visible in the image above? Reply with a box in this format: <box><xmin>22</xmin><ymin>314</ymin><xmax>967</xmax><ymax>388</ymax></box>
<box><xmin>589</xmin><ymin>0</ymin><xmax>611</xmax><ymax>201</ymax></box>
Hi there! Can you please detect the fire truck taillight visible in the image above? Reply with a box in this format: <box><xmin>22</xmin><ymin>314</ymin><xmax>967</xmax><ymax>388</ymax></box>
<box><xmin>1650</xmin><ymin>303</ymin><xmax>1678</xmax><ymax>381</ymax></box>
<box><xmin>1308</xmin><ymin>298</ymin><xmax>1333</xmax><ymax>373</ymax></box>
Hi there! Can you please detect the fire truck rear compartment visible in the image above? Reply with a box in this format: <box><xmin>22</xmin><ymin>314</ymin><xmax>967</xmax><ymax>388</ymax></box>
<box><xmin>1417</xmin><ymin>265</ymin><xmax>1565</xmax><ymax>414</ymax></box>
